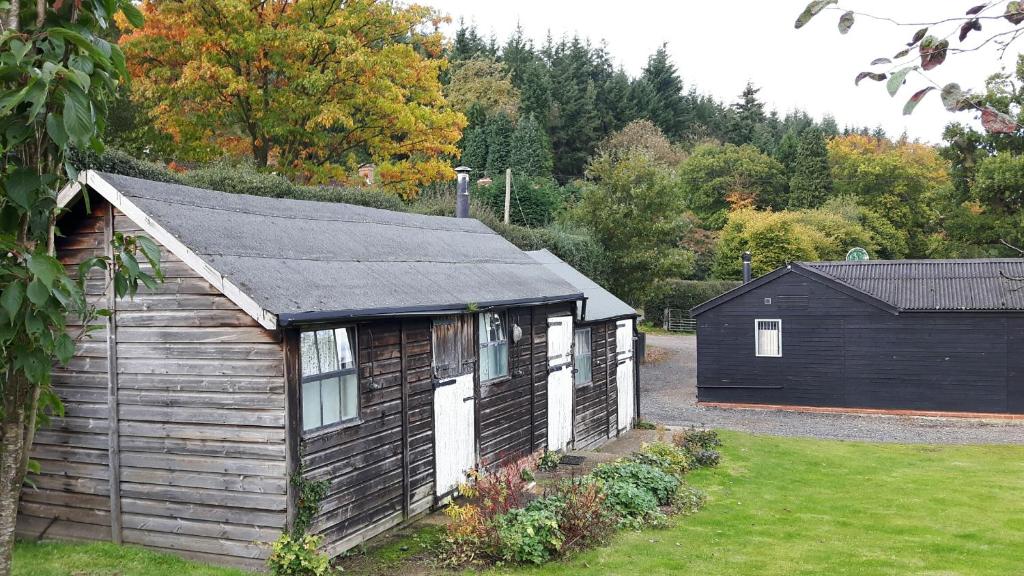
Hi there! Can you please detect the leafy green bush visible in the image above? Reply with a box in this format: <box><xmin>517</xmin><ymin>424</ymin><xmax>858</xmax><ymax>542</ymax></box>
<box><xmin>472</xmin><ymin>175</ymin><xmax>565</xmax><ymax>227</ymax></box>
<box><xmin>70</xmin><ymin>147</ymin><xmax>183</xmax><ymax>183</ymax></box>
<box><xmin>267</xmin><ymin>533</ymin><xmax>332</xmax><ymax>576</ymax></box>
<box><xmin>552</xmin><ymin>477</ymin><xmax>616</xmax><ymax>552</ymax></box>
<box><xmin>492</xmin><ymin>501</ymin><xmax>564</xmax><ymax>564</ymax></box>
<box><xmin>600</xmin><ymin>478</ymin><xmax>663</xmax><ymax>529</ymax></box>
<box><xmin>537</xmin><ymin>450</ymin><xmax>561</xmax><ymax>472</ymax></box>
<box><xmin>673</xmin><ymin>428</ymin><xmax>723</xmax><ymax>469</ymax></box>
<box><xmin>591</xmin><ymin>461</ymin><xmax>680</xmax><ymax>506</ymax></box>
<box><xmin>643</xmin><ymin>279</ymin><xmax>741</xmax><ymax>321</ymax></box>
<box><xmin>630</xmin><ymin>442</ymin><xmax>691</xmax><ymax>477</ymax></box>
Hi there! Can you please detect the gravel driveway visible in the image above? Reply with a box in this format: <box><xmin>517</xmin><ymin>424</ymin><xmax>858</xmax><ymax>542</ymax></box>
<box><xmin>640</xmin><ymin>333</ymin><xmax>1024</xmax><ymax>445</ymax></box>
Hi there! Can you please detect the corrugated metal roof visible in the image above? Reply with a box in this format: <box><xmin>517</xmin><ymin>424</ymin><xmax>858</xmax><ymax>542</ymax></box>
<box><xmin>802</xmin><ymin>259</ymin><xmax>1024</xmax><ymax>311</ymax></box>
<box><xmin>525</xmin><ymin>249</ymin><xmax>636</xmax><ymax>321</ymax></box>
<box><xmin>94</xmin><ymin>172</ymin><xmax>582</xmax><ymax>321</ymax></box>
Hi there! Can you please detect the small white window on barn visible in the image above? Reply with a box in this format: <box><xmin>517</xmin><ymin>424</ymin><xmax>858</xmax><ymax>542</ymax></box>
<box><xmin>574</xmin><ymin>328</ymin><xmax>592</xmax><ymax>386</ymax></box>
<box><xmin>301</xmin><ymin>327</ymin><xmax>359</xmax><ymax>432</ymax></box>
<box><xmin>478</xmin><ymin>311</ymin><xmax>509</xmax><ymax>382</ymax></box>
<box><xmin>755</xmin><ymin>319</ymin><xmax>782</xmax><ymax>357</ymax></box>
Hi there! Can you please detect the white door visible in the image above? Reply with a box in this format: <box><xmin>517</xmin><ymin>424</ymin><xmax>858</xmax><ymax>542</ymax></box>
<box><xmin>434</xmin><ymin>373</ymin><xmax>475</xmax><ymax>497</ymax></box>
<box><xmin>432</xmin><ymin>316</ymin><xmax>476</xmax><ymax>497</ymax></box>
<box><xmin>616</xmin><ymin>320</ymin><xmax>635</xmax><ymax>431</ymax></box>
<box><xmin>547</xmin><ymin>315</ymin><xmax>574</xmax><ymax>451</ymax></box>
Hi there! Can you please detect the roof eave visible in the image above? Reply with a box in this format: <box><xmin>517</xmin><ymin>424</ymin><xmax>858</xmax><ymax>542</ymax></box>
<box><xmin>276</xmin><ymin>292</ymin><xmax>585</xmax><ymax>327</ymax></box>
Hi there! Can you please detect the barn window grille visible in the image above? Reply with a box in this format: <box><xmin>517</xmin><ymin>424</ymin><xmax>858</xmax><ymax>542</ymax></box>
<box><xmin>755</xmin><ymin>319</ymin><xmax>782</xmax><ymax>357</ymax></box>
<box><xmin>300</xmin><ymin>327</ymin><xmax>359</xmax><ymax>432</ymax></box>
<box><xmin>432</xmin><ymin>315</ymin><xmax>475</xmax><ymax>379</ymax></box>
<box><xmin>574</xmin><ymin>328</ymin><xmax>592</xmax><ymax>386</ymax></box>
<box><xmin>478</xmin><ymin>311</ymin><xmax>509</xmax><ymax>382</ymax></box>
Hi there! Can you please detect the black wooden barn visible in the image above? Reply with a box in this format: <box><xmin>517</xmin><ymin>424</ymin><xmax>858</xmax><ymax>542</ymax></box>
<box><xmin>692</xmin><ymin>260</ymin><xmax>1024</xmax><ymax>415</ymax></box>
<box><xmin>18</xmin><ymin>171</ymin><xmax>639</xmax><ymax>569</ymax></box>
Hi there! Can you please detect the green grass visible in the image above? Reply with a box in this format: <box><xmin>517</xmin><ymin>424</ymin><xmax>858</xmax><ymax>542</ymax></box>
<box><xmin>14</xmin><ymin>432</ymin><xmax>1024</xmax><ymax>576</ymax></box>
<box><xmin>13</xmin><ymin>540</ymin><xmax>252</xmax><ymax>576</ymax></box>
<box><xmin>482</xmin><ymin>431</ymin><xmax>1024</xmax><ymax>576</ymax></box>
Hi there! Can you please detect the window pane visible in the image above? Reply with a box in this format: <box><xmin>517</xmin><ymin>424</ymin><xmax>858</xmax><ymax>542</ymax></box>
<box><xmin>301</xmin><ymin>332</ymin><xmax>320</xmax><ymax>377</ymax></box>
<box><xmin>575</xmin><ymin>355</ymin><xmax>592</xmax><ymax>385</ymax></box>
<box><xmin>574</xmin><ymin>329</ymin><xmax>591</xmax><ymax>356</ymax></box>
<box><xmin>321</xmin><ymin>377</ymin><xmax>342</xmax><ymax>426</ymax></box>
<box><xmin>316</xmin><ymin>329</ymin><xmax>339</xmax><ymax>373</ymax></box>
<box><xmin>302</xmin><ymin>380</ymin><xmax>322</xmax><ymax>430</ymax></box>
<box><xmin>341</xmin><ymin>373</ymin><xmax>359</xmax><ymax>421</ymax></box>
<box><xmin>335</xmin><ymin>328</ymin><xmax>355</xmax><ymax>369</ymax></box>
<box><xmin>756</xmin><ymin>321</ymin><xmax>781</xmax><ymax>356</ymax></box>
<box><xmin>480</xmin><ymin>312</ymin><xmax>506</xmax><ymax>345</ymax></box>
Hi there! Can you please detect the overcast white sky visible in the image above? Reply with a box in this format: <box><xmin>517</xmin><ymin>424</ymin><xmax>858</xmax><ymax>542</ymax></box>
<box><xmin>428</xmin><ymin>1</ymin><xmax>1019</xmax><ymax>143</ymax></box>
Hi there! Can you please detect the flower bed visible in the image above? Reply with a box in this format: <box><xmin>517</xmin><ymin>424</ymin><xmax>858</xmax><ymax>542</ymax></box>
<box><xmin>439</xmin><ymin>428</ymin><xmax>722</xmax><ymax>568</ymax></box>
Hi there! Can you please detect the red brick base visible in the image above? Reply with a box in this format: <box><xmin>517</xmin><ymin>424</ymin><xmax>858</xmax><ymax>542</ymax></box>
<box><xmin>696</xmin><ymin>402</ymin><xmax>1024</xmax><ymax>421</ymax></box>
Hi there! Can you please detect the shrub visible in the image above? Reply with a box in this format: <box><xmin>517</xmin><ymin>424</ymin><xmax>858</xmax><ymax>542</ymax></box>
<box><xmin>642</xmin><ymin>279</ymin><xmax>741</xmax><ymax>323</ymax></box>
<box><xmin>472</xmin><ymin>175</ymin><xmax>565</xmax><ymax>227</ymax></box>
<box><xmin>673</xmin><ymin>428</ymin><xmax>723</xmax><ymax>469</ymax></box>
<box><xmin>69</xmin><ymin>147</ymin><xmax>183</xmax><ymax>183</ymax></box>
<box><xmin>537</xmin><ymin>450</ymin><xmax>561</xmax><ymax>472</ymax></box>
<box><xmin>671</xmin><ymin>483</ymin><xmax>708</xmax><ymax>516</ymax></box>
<box><xmin>600</xmin><ymin>478</ymin><xmax>664</xmax><ymax>529</ymax></box>
<box><xmin>440</xmin><ymin>501</ymin><xmax>492</xmax><ymax>567</ymax></box>
<box><xmin>267</xmin><ymin>533</ymin><xmax>332</xmax><ymax>576</ymax></box>
<box><xmin>552</xmin><ymin>477</ymin><xmax>616</xmax><ymax>552</ymax></box>
<box><xmin>492</xmin><ymin>504</ymin><xmax>564</xmax><ymax>564</ymax></box>
<box><xmin>591</xmin><ymin>461</ymin><xmax>680</xmax><ymax>506</ymax></box>
<box><xmin>630</xmin><ymin>441</ymin><xmax>691</xmax><ymax>477</ymax></box>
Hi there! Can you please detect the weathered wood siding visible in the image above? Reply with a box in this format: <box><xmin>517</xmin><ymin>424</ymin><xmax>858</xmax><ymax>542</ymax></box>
<box><xmin>18</xmin><ymin>202</ymin><xmax>112</xmax><ymax>543</ymax></box>
<box><xmin>300</xmin><ymin>320</ymin><xmax>433</xmax><ymax>559</ymax></box>
<box><xmin>572</xmin><ymin>321</ymin><xmax>617</xmax><ymax>449</ymax></box>
<box><xmin>111</xmin><ymin>209</ymin><xmax>287</xmax><ymax>568</ymax></box>
<box><xmin>478</xmin><ymin>307</ymin><xmax>535</xmax><ymax>468</ymax></box>
<box><xmin>697</xmin><ymin>271</ymin><xmax>1024</xmax><ymax>413</ymax></box>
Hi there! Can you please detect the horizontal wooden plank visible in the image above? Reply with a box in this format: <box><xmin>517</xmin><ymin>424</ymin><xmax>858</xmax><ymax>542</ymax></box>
<box><xmin>119</xmin><ymin>451</ymin><xmax>285</xmax><ymax>476</ymax></box>
<box><xmin>121</xmin><ymin>513</ymin><xmax>282</xmax><ymax>543</ymax></box>
<box><xmin>119</xmin><ymin>436</ymin><xmax>286</xmax><ymax>460</ymax></box>
<box><xmin>120</xmin><ymin>497</ymin><xmax>284</xmax><ymax>527</ymax></box>
<box><xmin>117</xmin><ymin>358</ymin><xmax>283</xmax><ymax>377</ymax></box>
<box><xmin>119</xmin><ymin>405</ymin><xmax>284</xmax><ymax>427</ymax></box>
<box><xmin>117</xmin><ymin>310</ymin><xmax>259</xmax><ymax>328</ymax></box>
<box><xmin>120</xmin><ymin>467</ymin><xmax>286</xmax><ymax>494</ymax></box>
<box><xmin>119</xmin><ymin>421</ymin><xmax>284</xmax><ymax>443</ymax></box>
<box><xmin>117</xmin><ymin>342</ymin><xmax>283</xmax><ymax>361</ymax></box>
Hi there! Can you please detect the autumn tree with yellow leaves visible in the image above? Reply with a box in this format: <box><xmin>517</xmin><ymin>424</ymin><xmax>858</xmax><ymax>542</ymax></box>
<box><xmin>119</xmin><ymin>0</ymin><xmax>466</xmax><ymax>197</ymax></box>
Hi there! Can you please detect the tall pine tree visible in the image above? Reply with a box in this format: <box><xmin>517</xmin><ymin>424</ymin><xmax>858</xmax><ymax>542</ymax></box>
<box><xmin>788</xmin><ymin>127</ymin><xmax>833</xmax><ymax>209</ymax></box>
<box><xmin>510</xmin><ymin>114</ymin><xmax>554</xmax><ymax>177</ymax></box>
<box><xmin>485</xmin><ymin>112</ymin><xmax>514</xmax><ymax>175</ymax></box>
<box><xmin>460</xmin><ymin>124</ymin><xmax>488</xmax><ymax>173</ymax></box>
<box><xmin>638</xmin><ymin>45</ymin><xmax>690</xmax><ymax>140</ymax></box>
<box><xmin>726</xmin><ymin>82</ymin><xmax>767</xmax><ymax>145</ymax></box>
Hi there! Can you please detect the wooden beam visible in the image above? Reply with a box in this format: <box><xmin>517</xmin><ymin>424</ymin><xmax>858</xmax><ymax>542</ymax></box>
<box><xmin>104</xmin><ymin>203</ymin><xmax>123</xmax><ymax>544</ymax></box>
<box><xmin>283</xmin><ymin>329</ymin><xmax>301</xmax><ymax>532</ymax></box>
<box><xmin>399</xmin><ymin>321</ymin><xmax>410</xmax><ymax>519</ymax></box>
<box><xmin>83</xmin><ymin>171</ymin><xmax>278</xmax><ymax>330</ymax></box>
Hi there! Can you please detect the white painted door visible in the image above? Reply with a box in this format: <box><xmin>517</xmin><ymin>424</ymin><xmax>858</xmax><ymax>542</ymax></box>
<box><xmin>547</xmin><ymin>315</ymin><xmax>574</xmax><ymax>451</ymax></box>
<box><xmin>616</xmin><ymin>320</ymin><xmax>635</xmax><ymax>431</ymax></box>
<box><xmin>434</xmin><ymin>372</ymin><xmax>475</xmax><ymax>496</ymax></box>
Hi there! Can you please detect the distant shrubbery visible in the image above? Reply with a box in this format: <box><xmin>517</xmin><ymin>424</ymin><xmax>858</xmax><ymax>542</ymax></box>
<box><xmin>643</xmin><ymin>279</ymin><xmax>742</xmax><ymax>322</ymax></box>
<box><xmin>438</xmin><ymin>431</ymin><xmax>721</xmax><ymax>568</ymax></box>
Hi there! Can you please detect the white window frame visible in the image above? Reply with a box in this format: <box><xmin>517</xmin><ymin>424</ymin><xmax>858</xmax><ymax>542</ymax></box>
<box><xmin>478</xmin><ymin>311</ymin><xmax>510</xmax><ymax>383</ymax></box>
<box><xmin>754</xmin><ymin>319</ymin><xmax>782</xmax><ymax>358</ymax></box>
<box><xmin>573</xmin><ymin>327</ymin><xmax>593</xmax><ymax>387</ymax></box>
<box><xmin>300</xmin><ymin>326</ymin><xmax>360</xmax><ymax>435</ymax></box>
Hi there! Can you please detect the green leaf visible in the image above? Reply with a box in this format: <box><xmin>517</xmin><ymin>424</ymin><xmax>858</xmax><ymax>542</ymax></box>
<box><xmin>121</xmin><ymin>251</ymin><xmax>141</xmax><ymax>276</ymax></box>
<box><xmin>838</xmin><ymin>11</ymin><xmax>854</xmax><ymax>34</ymax></box>
<box><xmin>855</xmin><ymin>71</ymin><xmax>887</xmax><ymax>86</ymax></box>
<box><xmin>136</xmin><ymin>235</ymin><xmax>162</xmax><ymax>271</ymax></box>
<box><xmin>26</xmin><ymin>278</ymin><xmax>51</xmax><ymax>306</ymax></box>
<box><xmin>0</xmin><ymin>77</ymin><xmax>37</xmax><ymax>114</ymax></box>
<box><xmin>28</xmin><ymin>253</ymin><xmax>64</xmax><ymax>287</ymax></box>
<box><xmin>114</xmin><ymin>273</ymin><xmax>128</xmax><ymax>299</ymax></box>
<box><xmin>903</xmin><ymin>87</ymin><xmax>935</xmax><ymax>115</ymax></box>
<box><xmin>1</xmin><ymin>281</ymin><xmax>24</xmax><ymax>320</ymax></box>
<box><xmin>941</xmin><ymin>83</ymin><xmax>968</xmax><ymax>112</ymax></box>
<box><xmin>62</xmin><ymin>81</ymin><xmax>94</xmax><ymax>147</ymax></box>
<box><xmin>121</xmin><ymin>2</ymin><xmax>145</xmax><ymax>28</ymax></box>
<box><xmin>794</xmin><ymin>0</ymin><xmax>837</xmax><ymax>29</ymax></box>
<box><xmin>886</xmin><ymin>67</ymin><xmax>914</xmax><ymax>96</ymax></box>
<box><xmin>919</xmin><ymin>36</ymin><xmax>949</xmax><ymax>71</ymax></box>
<box><xmin>5</xmin><ymin>168</ymin><xmax>41</xmax><ymax>211</ymax></box>
<box><xmin>55</xmin><ymin>333</ymin><xmax>75</xmax><ymax>365</ymax></box>
<box><xmin>46</xmin><ymin>112</ymin><xmax>69</xmax><ymax>146</ymax></box>
<box><xmin>1006</xmin><ymin>0</ymin><xmax>1024</xmax><ymax>25</ymax></box>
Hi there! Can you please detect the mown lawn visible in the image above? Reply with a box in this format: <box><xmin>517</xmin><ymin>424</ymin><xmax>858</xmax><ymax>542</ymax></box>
<box><xmin>14</xmin><ymin>431</ymin><xmax>1024</xmax><ymax>576</ymax></box>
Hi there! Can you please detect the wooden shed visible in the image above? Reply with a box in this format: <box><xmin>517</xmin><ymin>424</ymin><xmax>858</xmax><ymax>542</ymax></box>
<box><xmin>692</xmin><ymin>260</ymin><xmax>1024</xmax><ymax>415</ymax></box>
<box><xmin>526</xmin><ymin>250</ymin><xmax>640</xmax><ymax>447</ymax></box>
<box><xmin>16</xmin><ymin>170</ymin><xmax>644</xmax><ymax>569</ymax></box>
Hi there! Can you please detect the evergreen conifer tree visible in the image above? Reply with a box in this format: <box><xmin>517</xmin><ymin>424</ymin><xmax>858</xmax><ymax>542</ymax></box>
<box><xmin>510</xmin><ymin>114</ymin><xmax>554</xmax><ymax>177</ymax></box>
<box><xmin>639</xmin><ymin>45</ymin><xmax>690</xmax><ymax>139</ymax></box>
<box><xmin>485</xmin><ymin>112</ymin><xmax>514</xmax><ymax>175</ymax></box>
<box><xmin>460</xmin><ymin>124</ymin><xmax>489</xmax><ymax>173</ymax></box>
<box><xmin>788</xmin><ymin>127</ymin><xmax>833</xmax><ymax>209</ymax></box>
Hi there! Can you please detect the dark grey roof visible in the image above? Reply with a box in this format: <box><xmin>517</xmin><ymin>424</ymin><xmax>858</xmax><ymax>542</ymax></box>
<box><xmin>801</xmin><ymin>259</ymin><xmax>1024</xmax><ymax>311</ymax></box>
<box><xmin>93</xmin><ymin>172</ymin><xmax>582</xmax><ymax>323</ymax></box>
<box><xmin>526</xmin><ymin>249</ymin><xmax>636</xmax><ymax>322</ymax></box>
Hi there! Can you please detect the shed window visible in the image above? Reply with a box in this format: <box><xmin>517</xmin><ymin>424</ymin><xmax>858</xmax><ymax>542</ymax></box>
<box><xmin>574</xmin><ymin>328</ymin><xmax>592</xmax><ymax>386</ymax></box>
<box><xmin>755</xmin><ymin>319</ymin><xmax>782</xmax><ymax>357</ymax></box>
<box><xmin>433</xmin><ymin>315</ymin><xmax>475</xmax><ymax>379</ymax></box>
<box><xmin>478</xmin><ymin>311</ymin><xmax>509</xmax><ymax>382</ymax></box>
<box><xmin>300</xmin><ymin>327</ymin><xmax>359</xmax><ymax>432</ymax></box>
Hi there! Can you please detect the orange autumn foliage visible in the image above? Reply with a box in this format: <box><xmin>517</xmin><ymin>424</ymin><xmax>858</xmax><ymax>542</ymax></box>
<box><xmin>119</xmin><ymin>0</ymin><xmax>466</xmax><ymax>198</ymax></box>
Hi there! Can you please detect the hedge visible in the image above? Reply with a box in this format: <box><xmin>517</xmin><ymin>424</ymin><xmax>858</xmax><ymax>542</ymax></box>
<box><xmin>643</xmin><ymin>279</ymin><xmax>741</xmax><ymax>322</ymax></box>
